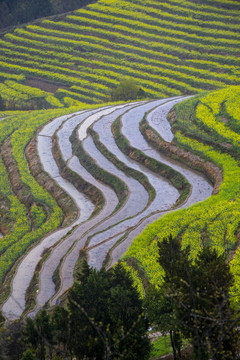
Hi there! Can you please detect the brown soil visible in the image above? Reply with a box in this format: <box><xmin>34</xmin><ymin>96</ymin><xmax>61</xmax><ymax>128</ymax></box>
<box><xmin>221</xmin><ymin>116</ymin><xmax>229</xmax><ymax>124</ymax></box>
<box><xmin>0</xmin><ymin>194</ymin><xmax>12</xmax><ymax>235</ymax></box>
<box><xmin>167</xmin><ymin>108</ymin><xmax>177</xmax><ymax>125</ymax></box>
<box><xmin>26</xmin><ymin>78</ymin><xmax>69</xmax><ymax>93</ymax></box>
<box><xmin>1</xmin><ymin>137</ymin><xmax>34</xmax><ymax>209</ymax></box>
<box><xmin>52</xmin><ymin>134</ymin><xmax>104</xmax><ymax>215</ymax></box>
<box><xmin>26</xmin><ymin>134</ymin><xmax>78</xmax><ymax>226</ymax></box>
<box><xmin>219</xmin><ymin>142</ymin><xmax>233</xmax><ymax>149</ymax></box>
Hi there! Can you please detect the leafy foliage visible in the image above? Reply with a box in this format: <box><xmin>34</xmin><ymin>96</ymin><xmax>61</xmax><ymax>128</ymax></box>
<box><xmin>111</xmin><ymin>79</ymin><xmax>145</xmax><ymax>101</ymax></box>
<box><xmin>158</xmin><ymin>235</ymin><xmax>239</xmax><ymax>360</ymax></box>
<box><xmin>68</xmin><ymin>261</ymin><xmax>151</xmax><ymax>359</ymax></box>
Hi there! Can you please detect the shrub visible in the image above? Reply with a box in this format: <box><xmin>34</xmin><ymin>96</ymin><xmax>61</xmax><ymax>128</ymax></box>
<box><xmin>111</xmin><ymin>79</ymin><xmax>146</xmax><ymax>101</ymax></box>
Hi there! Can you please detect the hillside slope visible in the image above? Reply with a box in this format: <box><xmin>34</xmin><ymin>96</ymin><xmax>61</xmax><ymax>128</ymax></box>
<box><xmin>0</xmin><ymin>0</ymin><xmax>239</xmax><ymax>109</ymax></box>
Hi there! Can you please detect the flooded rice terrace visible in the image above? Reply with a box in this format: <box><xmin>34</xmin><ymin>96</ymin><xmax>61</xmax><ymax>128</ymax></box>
<box><xmin>2</xmin><ymin>97</ymin><xmax>213</xmax><ymax>320</ymax></box>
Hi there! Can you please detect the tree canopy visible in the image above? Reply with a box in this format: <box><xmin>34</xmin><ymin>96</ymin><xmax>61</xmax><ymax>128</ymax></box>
<box><xmin>0</xmin><ymin>0</ymin><xmax>96</xmax><ymax>29</ymax></box>
<box><xmin>157</xmin><ymin>235</ymin><xmax>240</xmax><ymax>360</ymax></box>
<box><xmin>111</xmin><ymin>79</ymin><xmax>146</xmax><ymax>102</ymax></box>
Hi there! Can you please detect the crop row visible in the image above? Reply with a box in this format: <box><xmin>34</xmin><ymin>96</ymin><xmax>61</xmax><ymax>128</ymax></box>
<box><xmin>0</xmin><ymin>60</ymin><xmax>119</xmax><ymax>98</ymax></box>
<box><xmin>2</xmin><ymin>19</ymin><xmax>239</xmax><ymax>103</ymax></box>
<box><xmin>9</xmin><ymin>25</ymin><xmax>240</xmax><ymax>72</ymax></box>
<box><xmin>4</xmin><ymin>27</ymin><xmax>236</xmax><ymax>95</ymax></box>
<box><xmin>88</xmin><ymin>1</ymin><xmax>239</xmax><ymax>32</ymax></box>
<box><xmin>0</xmin><ymin>118</ymin><xmax>31</xmax><ymax>263</ymax></box>
<box><xmin>42</xmin><ymin>19</ymin><xmax>239</xmax><ymax>84</ymax></box>
<box><xmin>22</xmin><ymin>22</ymin><xmax>240</xmax><ymax>64</ymax></box>
<box><xmin>148</xmin><ymin>0</ymin><xmax>240</xmax><ymax>18</ymax></box>
<box><xmin>0</xmin><ymin>51</ymin><xmax>179</xmax><ymax>98</ymax></box>
<box><xmin>0</xmin><ymin>0</ymin><xmax>238</xmax><ymax>109</ymax></box>
<box><xmin>0</xmin><ymin>79</ymin><xmax>63</xmax><ymax>110</ymax></box>
<box><xmin>145</xmin><ymin>0</ymin><xmax>240</xmax><ymax>24</ymax></box>
<box><xmin>0</xmin><ymin>45</ymin><xmax>75</xmax><ymax>68</ymax></box>
<box><xmin>193</xmin><ymin>87</ymin><xmax>240</xmax><ymax>148</ymax></box>
<box><xmin>69</xmin><ymin>8</ymin><xmax>240</xmax><ymax>46</ymax></box>
<box><xmin>0</xmin><ymin>71</ymin><xmax>25</xmax><ymax>82</ymax></box>
<box><xmin>17</xmin><ymin>22</ymin><xmax>240</xmax><ymax>68</ymax></box>
<box><xmin>57</xmin><ymin>89</ymin><xmax>102</xmax><ymax>104</ymax></box>
<box><xmin>4</xmin><ymin>31</ymin><xmax>233</xmax><ymax>100</ymax></box>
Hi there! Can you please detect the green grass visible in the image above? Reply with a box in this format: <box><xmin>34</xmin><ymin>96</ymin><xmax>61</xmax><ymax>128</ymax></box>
<box><xmin>150</xmin><ymin>335</ymin><xmax>172</xmax><ymax>359</ymax></box>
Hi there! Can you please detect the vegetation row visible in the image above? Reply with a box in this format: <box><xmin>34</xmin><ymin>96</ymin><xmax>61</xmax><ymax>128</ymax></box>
<box><xmin>0</xmin><ymin>0</ymin><xmax>239</xmax><ymax>110</ymax></box>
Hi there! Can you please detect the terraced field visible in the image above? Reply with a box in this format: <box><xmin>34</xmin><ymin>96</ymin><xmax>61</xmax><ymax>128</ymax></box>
<box><xmin>0</xmin><ymin>0</ymin><xmax>240</xmax><ymax>323</ymax></box>
<box><xmin>0</xmin><ymin>97</ymin><xmax>212</xmax><ymax>319</ymax></box>
<box><xmin>0</xmin><ymin>0</ymin><xmax>239</xmax><ymax>109</ymax></box>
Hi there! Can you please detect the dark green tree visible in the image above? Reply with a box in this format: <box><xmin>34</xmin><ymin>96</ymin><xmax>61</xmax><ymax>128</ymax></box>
<box><xmin>158</xmin><ymin>235</ymin><xmax>239</xmax><ymax>360</ymax></box>
<box><xmin>144</xmin><ymin>284</ymin><xmax>182</xmax><ymax>360</ymax></box>
<box><xmin>52</xmin><ymin>306</ymin><xmax>70</xmax><ymax>355</ymax></box>
<box><xmin>24</xmin><ymin>309</ymin><xmax>54</xmax><ymax>360</ymax></box>
<box><xmin>0</xmin><ymin>319</ymin><xmax>26</xmax><ymax>360</ymax></box>
<box><xmin>68</xmin><ymin>261</ymin><xmax>150</xmax><ymax>360</ymax></box>
<box><xmin>20</xmin><ymin>349</ymin><xmax>36</xmax><ymax>360</ymax></box>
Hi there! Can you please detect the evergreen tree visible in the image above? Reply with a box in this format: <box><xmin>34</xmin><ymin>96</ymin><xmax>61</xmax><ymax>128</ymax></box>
<box><xmin>144</xmin><ymin>284</ymin><xmax>182</xmax><ymax>360</ymax></box>
<box><xmin>68</xmin><ymin>261</ymin><xmax>150</xmax><ymax>360</ymax></box>
<box><xmin>158</xmin><ymin>235</ymin><xmax>239</xmax><ymax>360</ymax></box>
<box><xmin>24</xmin><ymin>310</ymin><xmax>54</xmax><ymax>360</ymax></box>
<box><xmin>111</xmin><ymin>79</ymin><xmax>145</xmax><ymax>101</ymax></box>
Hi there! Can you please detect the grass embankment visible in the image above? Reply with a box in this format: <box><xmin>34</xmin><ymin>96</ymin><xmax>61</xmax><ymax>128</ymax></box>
<box><xmin>52</xmin><ymin>134</ymin><xmax>105</xmax><ymax>218</ymax></box>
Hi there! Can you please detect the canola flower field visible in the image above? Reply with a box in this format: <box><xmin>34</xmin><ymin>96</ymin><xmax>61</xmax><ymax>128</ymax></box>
<box><xmin>0</xmin><ymin>0</ymin><xmax>239</xmax><ymax>108</ymax></box>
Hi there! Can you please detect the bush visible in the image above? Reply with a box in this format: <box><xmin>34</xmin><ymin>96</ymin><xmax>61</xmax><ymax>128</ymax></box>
<box><xmin>111</xmin><ymin>79</ymin><xmax>146</xmax><ymax>101</ymax></box>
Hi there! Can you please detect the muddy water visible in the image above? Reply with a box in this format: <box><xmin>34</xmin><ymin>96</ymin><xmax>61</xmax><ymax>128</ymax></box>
<box><xmin>88</xmin><ymin>234</ymin><xmax>123</xmax><ymax>270</ymax></box>
<box><xmin>52</xmin><ymin>104</ymin><xmax>151</xmax><ymax>302</ymax></box>
<box><xmin>83</xmin><ymin>136</ymin><xmax>148</xmax><ymax>217</ymax></box>
<box><xmin>57</xmin><ymin>108</ymin><xmax>109</xmax><ymax>161</ymax></box>
<box><xmin>30</xmin><ymin>104</ymin><xmax>141</xmax><ymax>311</ymax></box>
<box><xmin>78</xmin><ymin>104</ymin><xmax>129</xmax><ymax>141</ymax></box>
<box><xmin>93</xmin><ymin>102</ymin><xmax>179</xmax><ymax>211</ymax></box>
